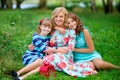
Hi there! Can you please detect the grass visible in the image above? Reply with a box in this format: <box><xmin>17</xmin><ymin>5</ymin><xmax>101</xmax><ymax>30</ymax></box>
<box><xmin>0</xmin><ymin>9</ymin><xmax>120</xmax><ymax>80</ymax></box>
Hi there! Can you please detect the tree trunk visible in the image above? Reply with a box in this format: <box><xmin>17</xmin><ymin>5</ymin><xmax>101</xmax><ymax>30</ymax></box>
<box><xmin>16</xmin><ymin>0</ymin><xmax>24</xmax><ymax>9</ymax></box>
<box><xmin>1</xmin><ymin>0</ymin><xmax>7</xmax><ymax>9</ymax></box>
<box><xmin>91</xmin><ymin>0</ymin><xmax>96</xmax><ymax>12</ymax></box>
<box><xmin>102</xmin><ymin>0</ymin><xmax>108</xmax><ymax>13</ymax></box>
<box><xmin>117</xmin><ymin>0</ymin><xmax>120</xmax><ymax>12</ymax></box>
<box><xmin>102</xmin><ymin>0</ymin><xmax>113</xmax><ymax>14</ymax></box>
<box><xmin>107</xmin><ymin>0</ymin><xmax>113</xmax><ymax>13</ymax></box>
<box><xmin>61</xmin><ymin>0</ymin><xmax>65</xmax><ymax>7</ymax></box>
<box><xmin>39</xmin><ymin>0</ymin><xmax>47</xmax><ymax>8</ymax></box>
<box><xmin>6</xmin><ymin>0</ymin><xmax>13</xmax><ymax>9</ymax></box>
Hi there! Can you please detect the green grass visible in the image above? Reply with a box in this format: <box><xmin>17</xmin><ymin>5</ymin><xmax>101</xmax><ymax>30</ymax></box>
<box><xmin>0</xmin><ymin>9</ymin><xmax>120</xmax><ymax>80</ymax></box>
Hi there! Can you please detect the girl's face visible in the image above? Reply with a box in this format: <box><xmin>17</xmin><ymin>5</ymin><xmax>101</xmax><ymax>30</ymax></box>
<box><xmin>40</xmin><ymin>24</ymin><xmax>52</xmax><ymax>36</ymax></box>
<box><xmin>54</xmin><ymin>12</ymin><xmax>65</xmax><ymax>26</ymax></box>
<box><xmin>67</xmin><ymin>18</ymin><xmax>77</xmax><ymax>30</ymax></box>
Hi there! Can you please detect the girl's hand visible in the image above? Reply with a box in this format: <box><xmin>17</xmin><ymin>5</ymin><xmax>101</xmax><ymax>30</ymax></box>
<box><xmin>44</xmin><ymin>47</ymin><xmax>55</xmax><ymax>55</ymax></box>
<box><xmin>28</xmin><ymin>44</ymin><xmax>35</xmax><ymax>51</ymax></box>
<box><xmin>55</xmin><ymin>26</ymin><xmax>66</xmax><ymax>34</ymax></box>
<box><xmin>57</xmin><ymin>47</ymin><xmax>69</xmax><ymax>53</ymax></box>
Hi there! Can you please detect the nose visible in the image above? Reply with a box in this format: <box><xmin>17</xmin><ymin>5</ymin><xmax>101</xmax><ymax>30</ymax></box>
<box><xmin>70</xmin><ymin>23</ymin><xmax>73</xmax><ymax>26</ymax></box>
<box><xmin>45</xmin><ymin>26</ymin><xmax>50</xmax><ymax>29</ymax></box>
<box><xmin>56</xmin><ymin>17</ymin><xmax>61</xmax><ymax>20</ymax></box>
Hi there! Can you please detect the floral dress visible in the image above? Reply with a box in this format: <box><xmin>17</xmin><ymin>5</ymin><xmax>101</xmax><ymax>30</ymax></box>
<box><xmin>42</xmin><ymin>29</ymin><xmax>95</xmax><ymax>77</ymax></box>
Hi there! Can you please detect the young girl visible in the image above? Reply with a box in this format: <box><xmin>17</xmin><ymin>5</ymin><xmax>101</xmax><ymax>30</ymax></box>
<box><xmin>22</xmin><ymin>19</ymin><xmax>52</xmax><ymax>66</ymax></box>
<box><xmin>11</xmin><ymin>18</ymin><xmax>53</xmax><ymax>80</ymax></box>
<box><xmin>67</xmin><ymin>13</ymin><xmax>120</xmax><ymax>70</ymax></box>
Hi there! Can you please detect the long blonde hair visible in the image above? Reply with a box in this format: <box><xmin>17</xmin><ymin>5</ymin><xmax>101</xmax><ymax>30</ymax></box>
<box><xmin>51</xmin><ymin>7</ymin><xmax>68</xmax><ymax>27</ymax></box>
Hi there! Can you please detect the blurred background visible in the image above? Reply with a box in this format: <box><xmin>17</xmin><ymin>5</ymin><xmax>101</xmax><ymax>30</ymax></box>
<box><xmin>0</xmin><ymin>0</ymin><xmax>120</xmax><ymax>13</ymax></box>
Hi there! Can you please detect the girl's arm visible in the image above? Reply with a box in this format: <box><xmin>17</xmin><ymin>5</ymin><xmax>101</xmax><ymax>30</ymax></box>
<box><xmin>74</xmin><ymin>29</ymin><xmax>94</xmax><ymax>53</ymax></box>
<box><xmin>55</xmin><ymin>26</ymin><xmax>66</xmax><ymax>34</ymax></box>
<box><xmin>45</xmin><ymin>30</ymin><xmax>76</xmax><ymax>54</ymax></box>
<box><xmin>32</xmin><ymin>33</ymin><xmax>47</xmax><ymax>52</ymax></box>
<box><xmin>45</xmin><ymin>47</ymin><xmax>69</xmax><ymax>55</ymax></box>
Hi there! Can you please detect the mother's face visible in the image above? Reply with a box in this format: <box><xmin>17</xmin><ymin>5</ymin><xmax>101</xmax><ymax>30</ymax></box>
<box><xmin>54</xmin><ymin>12</ymin><xmax>65</xmax><ymax>26</ymax></box>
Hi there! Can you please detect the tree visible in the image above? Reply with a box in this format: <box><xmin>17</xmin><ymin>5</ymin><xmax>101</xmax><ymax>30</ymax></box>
<box><xmin>61</xmin><ymin>0</ymin><xmax>65</xmax><ymax>7</ymax></box>
<box><xmin>39</xmin><ymin>0</ymin><xmax>47</xmax><ymax>8</ymax></box>
<box><xmin>102</xmin><ymin>0</ymin><xmax>113</xmax><ymax>14</ymax></box>
<box><xmin>6</xmin><ymin>0</ymin><xmax>12</xmax><ymax>9</ymax></box>
<box><xmin>0</xmin><ymin>0</ymin><xmax>7</xmax><ymax>9</ymax></box>
<box><xmin>91</xmin><ymin>0</ymin><xmax>96</xmax><ymax>12</ymax></box>
<box><xmin>16</xmin><ymin>0</ymin><xmax>24</xmax><ymax>9</ymax></box>
<box><xmin>0</xmin><ymin>0</ymin><xmax>12</xmax><ymax>9</ymax></box>
<box><xmin>117</xmin><ymin>0</ymin><xmax>120</xmax><ymax>12</ymax></box>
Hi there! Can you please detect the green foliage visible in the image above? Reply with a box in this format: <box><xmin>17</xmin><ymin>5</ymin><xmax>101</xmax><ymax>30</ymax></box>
<box><xmin>0</xmin><ymin>9</ymin><xmax>120</xmax><ymax>80</ymax></box>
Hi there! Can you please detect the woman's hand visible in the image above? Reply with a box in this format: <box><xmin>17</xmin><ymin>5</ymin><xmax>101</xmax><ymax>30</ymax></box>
<box><xmin>55</xmin><ymin>26</ymin><xmax>66</xmax><ymax>34</ymax></box>
<box><xmin>28</xmin><ymin>44</ymin><xmax>35</xmax><ymax>51</ymax></box>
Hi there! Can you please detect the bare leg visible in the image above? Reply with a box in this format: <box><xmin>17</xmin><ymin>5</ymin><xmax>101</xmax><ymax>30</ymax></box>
<box><xmin>21</xmin><ymin>67</ymin><xmax>40</xmax><ymax>80</ymax></box>
<box><xmin>92</xmin><ymin>58</ymin><xmax>120</xmax><ymax>70</ymax></box>
<box><xmin>86</xmin><ymin>61</ymin><xmax>96</xmax><ymax>70</ymax></box>
<box><xmin>18</xmin><ymin>59</ymin><xmax>43</xmax><ymax>76</ymax></box>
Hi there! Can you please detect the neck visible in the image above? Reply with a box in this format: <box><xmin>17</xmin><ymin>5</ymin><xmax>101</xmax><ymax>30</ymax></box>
<box><xmin>39</xmin><ymin>33</ymin><xmax>47</xmax><ymax>37</ymax></box>
<box><xmin>58</xmin><ymin>25</ymin><xmax>65</xmax><ymax>28</ymax></box>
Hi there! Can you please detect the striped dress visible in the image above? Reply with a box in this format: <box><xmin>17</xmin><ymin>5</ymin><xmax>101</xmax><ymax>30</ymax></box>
<box><xmin>22</xmin><ymin>33</ymin><xmax>50</xmax><ymax>65</ymax></box>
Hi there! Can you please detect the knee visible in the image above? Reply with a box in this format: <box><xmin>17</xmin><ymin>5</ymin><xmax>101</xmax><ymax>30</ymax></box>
<box><xmin>92</xmin><ymin>59</ymin><xmax>104</xmax><ymax>70</ymax></box>
<box><xmin>34</xmin><ymin>59</ymin><xmax>43</xmax><ymax>65</ymax></box>
<box><xmin>87</xmin><ymin>62</ymin><xmax>96</xmax><ymax>70</ymax></box>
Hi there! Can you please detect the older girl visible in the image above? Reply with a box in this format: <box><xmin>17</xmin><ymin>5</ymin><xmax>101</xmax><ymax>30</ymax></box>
<box><xmin>67</xmin><ymin>13</ymin><xmax>120</xmax><ymax>70</ymax></box>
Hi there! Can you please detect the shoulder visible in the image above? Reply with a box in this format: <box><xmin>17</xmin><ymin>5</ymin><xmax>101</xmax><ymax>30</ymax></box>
<box><xmin>83</xmin><ymin>29</ymin><xmax>91</xmax><ymax>38</ymax></box>
<box><xmin>32</xmin><ymin>32</ymin><xmax>40</xmax><ymax>39</ymax></box>
<box><xmin>33</xmin><ymin>32</ymin><xmax>38</xmax><ymax>36</ymax></box>
<box><xmin>83</xmin><ymin>29</ymin><xmax>90</xmax><ymax>34</ymax></box>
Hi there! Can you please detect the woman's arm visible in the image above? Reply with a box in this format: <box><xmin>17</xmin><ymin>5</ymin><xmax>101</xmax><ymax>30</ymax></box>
<box><xmin>55</xmin><ymin>26</ymin><xmax>66</xmax><ymax>34</ymax></box>
<box><xmin>74</xmin><ymin>29</ymin><xmax>94</xmax><ymax>53</ymax></box>
<box><xmin>68</xmin><ymin>29</ymin><xmax>76</xmax><ymax>51</ymax></box>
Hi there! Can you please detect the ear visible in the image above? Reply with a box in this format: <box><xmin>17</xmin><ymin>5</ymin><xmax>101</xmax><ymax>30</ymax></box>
<box><xmin>38</xmin><ymin>25</ymin><xmax>42</xmax><ymax>29</ymax></box>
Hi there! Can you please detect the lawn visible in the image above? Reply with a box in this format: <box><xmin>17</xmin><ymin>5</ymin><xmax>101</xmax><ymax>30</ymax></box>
<box><xmin>0</xmin><ymin>9</ymin><xmax>120</xmax><ymax>80</ymax></box>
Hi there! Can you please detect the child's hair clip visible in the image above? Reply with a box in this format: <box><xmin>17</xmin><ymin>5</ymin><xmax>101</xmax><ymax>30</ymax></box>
<box><xmin>39</xmin><ymin>19</ymin><xmax>43</xmax><ymax>25</ymax></box>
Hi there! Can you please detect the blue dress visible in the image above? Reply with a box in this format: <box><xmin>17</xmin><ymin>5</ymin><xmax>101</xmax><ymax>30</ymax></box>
<box><xmin>73</xmin><ymin>31</ymin><xmax>102</xmax><ymax>63</ymax></box>
<box><xmin>22</xmin><ymin>33</ymin><xmax>50</xmax><ymax>65</ymax></box>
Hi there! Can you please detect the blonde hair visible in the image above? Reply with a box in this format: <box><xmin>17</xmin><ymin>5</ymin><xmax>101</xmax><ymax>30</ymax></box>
<box><xmin>37</xmin><ymin>18</ymin><xmax>53</xmax><ymax>35</ymax></box>
<box><xmin>51</xmin><ymin>7</ymin><xmax>68</xmax><ymax>27</ymax></box>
